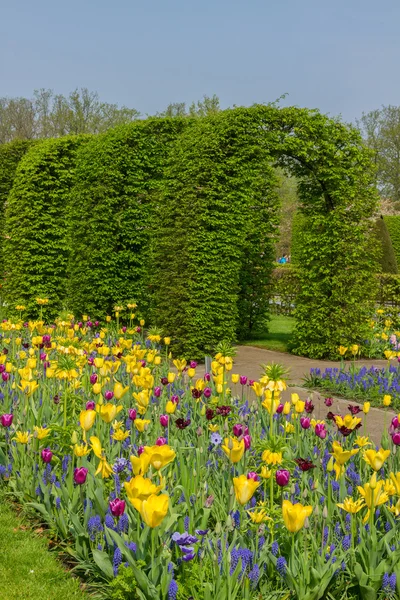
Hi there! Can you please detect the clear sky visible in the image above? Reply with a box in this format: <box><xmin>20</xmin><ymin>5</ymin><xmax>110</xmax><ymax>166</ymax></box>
<box><xmin>1</xmin><ymin>0</ymin><xmax>399</xmax><ymax>122</ymax></box>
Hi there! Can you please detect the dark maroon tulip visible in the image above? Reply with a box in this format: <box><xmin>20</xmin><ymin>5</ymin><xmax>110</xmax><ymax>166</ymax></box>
<box><xmin>206</xmin><ymin>408</ymin><xmax>214</xmax><ymax>421</ymax></box>
<box><xmin>129</xmin><ymin>408</ymin><xmax>137</xmax><ymax>421</ymax></box>
<box><xmin>109</xmin><ymin>498</ymin><xmax>126</xmax><ymax>517</ymax></box>
<box><xmin>176</xmin><ymin>418</ymin><xmax>191</xmax><ymax>429</ymax></box>
<box><xmin>86</xmin><ymin>401</ymin><xmax>96</xmax><ymax>410</ymax></box>
<box><xmin>275</xmin><ymin>469</ymin><xmax>290</xmax><ymax>487</ymax></box>
<box><xmin>247</xmin><ymin>472</ymin><xmax>259</xmax><ymax>481</ymax></box>
<box><xmin>136</xmin><ymin>327</ymin><xmax>141</xmax><ymax>333</ymax></box>
<box><xmin>104</xmin><ymin>390</ymin><xmax>114</xmax><ymax>401</ymax></box>
<box><xmin>276</xmin><ymin>403</ymin><xmax>284</xmax><ymax>414</ymax></box>
<box><xmin>392</xmin><ymin>432</ymin><xmax>400</xmax><ymax>446</ymax></box>
<box><xmin>216</xmin><ymin>406</ymin><xmax>231</xmax><ymax>416</ymax></box>
<box><xmin>154</xmin><ymin>386</ymin><xmax>162</xmax><ymax>398</ymax></box>
<box><xmin>41</xmin><ymin>448</ymin><xmax>53</xmax><ymax>463</ymax></box>
<box><xmin>0</xmin><ymin>413</ymin><xmax>13</xmax><ymax>427</ymax></box>
<box><xmin>248</xmin><ymin>379</ymin><xmax>255</xmax><ymax>386</ymax></box>
<box><xmin>295</xmin><ymin>458</ymin><xmax>316</xmax><ymax>472</ymax></box>
<box><xmin>239</xmin><ymin>376</ymin><xmax>248</xmax><ymax>385</ymax></box>
<box><xmin>2</xmin><ymin>372</ymin><xmax>9</xmax><ymax>382</ymax></box>
<box><xmin>53</xmin><ymin>394</ymin><xmax>60</xmax><ymax>405</ymax></box>
<box><xmin>304</xmin><ymin>400</ymin><xmax>314</xmax><ymax>414</ymax></box>
<box><xmin>326</xmin><ymin>412</ymin><xmax>336</xmax><ymax>421</ymax></box>
<box><xmin>156</xmin><ymin>437</ymin><xmax>167</xmax><ymax>446</ymax></box>
<box><xmin>74</xmin><ymin>467</ymin><xmax>88</xmax><ymax>485</ymax></box>
<box><xmin>160</xmin><ymin>377</ymin><xmax>168</xmax><ymax>385</ymax></box>
<box><xmin>324</xmin><ymin>397</ymin><xmax>333</xmax><ymax>407</ymax></box>
<box><xmin>160</xmin><ymin>414</ymin><xmax>169</xmax><ymax>427</ymax></box>
<box><xmin>191</xmin><ymin>388</ymin><xmax>202</xmax><ymax>399</ymax></box>
<box><xmin>300</xmin><ymin>417</ymin><xmax>311</xmax><ymax>430</ymax></box>
<box><xmin>90</xmin><ymin>373</ymin><xmax>98</xmax><ymax>385</ymax></box>
<box><xmin>348</xmin><ymin>404</ymin><xmax>362</xmax><ymax>415</ymax></box>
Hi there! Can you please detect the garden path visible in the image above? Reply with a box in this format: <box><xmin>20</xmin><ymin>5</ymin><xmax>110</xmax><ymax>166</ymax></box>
<box><xmin>199</xmin><ymin>346</ymin><xmax>390</xmax><ymax>442</ymax></box>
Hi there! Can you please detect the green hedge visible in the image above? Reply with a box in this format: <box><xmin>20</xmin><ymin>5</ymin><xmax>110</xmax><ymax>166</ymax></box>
<box><xmin>0</xmin><ymin>140</ymin><xmax>37</xmax><ymax>280</ymax></box>
<box><xmin>3</xmin><ymin>136</ymin><xmax>87</xmax><ymax>318</ymax></box>
<box><xmin>290</xmin><ymin>212</ymin><xmax>307</xmax><ymax>265</ymax></box>
<box><xmin>384</xmin><ymin>215</ymin><xmax>400</xmax><ymax>268</ymax></box>
<box><xmin>66</xmin><ymin>118</ymin><xmax>187</xmax><ymax>319</ymax></box>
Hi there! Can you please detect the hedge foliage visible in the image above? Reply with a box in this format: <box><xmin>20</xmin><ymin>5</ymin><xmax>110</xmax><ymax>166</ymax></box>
<box><xmin>384</xmin><ymin>215</ymin><xmax>400</xmax><ymax>268</ymax></box>
<box><xmin>3</xmin><ymin>136</ymin><xmax>87</xmax><ymax>317</ymax></box>
<box><xmin>67</xmin><ymin>118</ymin><xmax>187</xmax><ymax>319</ymax></box>
<box><xmin>0</xmin><ymin>107</ymin><xmax>378</xmax><ymax>358</ymax></box>
<box><xmin>151</xmin><ymin>111</ymin><xmax>280</xmax><ymax>357</ymax></box>
<box><xmin>373</xmin><ymin>216</ymin><xmax>398</xmax><ymax>273</ymax></box>
<box><xmin>0</xmin><ymin>140</ymin><xmax>36</xmax><ymax>274</ymax></box>
<box><xmin>290</xmin><ymin>211</ymin><xmax>307</xmax><ymax>265</ymax></box>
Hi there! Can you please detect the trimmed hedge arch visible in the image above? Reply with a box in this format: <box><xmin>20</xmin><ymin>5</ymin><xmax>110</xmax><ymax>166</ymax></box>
<box><xmin>66</xmin><ymin>118</ymin><xmax>187</xmax><ymax>319</ymax></box>
<box><xmin>3</xmin><ymin>136</ymin><xmax>87</xmax><ymax>318</ymax></box>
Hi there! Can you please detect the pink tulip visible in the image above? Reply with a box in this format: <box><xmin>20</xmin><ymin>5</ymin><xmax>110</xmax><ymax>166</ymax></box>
<box><xmin>247</xmin><ymin>472</ymin><xmax>259</xmax><ymax>481</ymax></box>
<box><xmin>160</xmin><ymin>414</ymin><xmax>169</xmax><ymax>427</ymax></box>
<box><xmin>315</xmin><ymin>423</ymin><xmax>327</xmax><ymax>439</ymax></box>
<box><xmin>129</xmin><ymin>408</ymin><xmax>137</xmax><ymax>421</ymax></box>
<box><xmin>275</xmin><ymin>469</ymin><xmax>290</xmax><ymax>487</ymax></box>
<box><xmin>0</xmin><ymin>414</ymin><xmax>13</xmax><ymax>427</ymax></box>
<box><xmin>109</xmin><ymin>498</ymin><xmax>126</xmax><ymax>517</ymax></box>
<box><xmin>41</xmin><ymin>448</ymin><xmax>53</xmax><ymax>463</ymax></box>
<box><xmin>300</xmin><ymin>417</ymin><xmax>311</xmax><ymax>430</ymax></box>
<box><xmin>156</xmin><ymin>437</ymin><xmax>167</xmax><ymax>446</ymax></box>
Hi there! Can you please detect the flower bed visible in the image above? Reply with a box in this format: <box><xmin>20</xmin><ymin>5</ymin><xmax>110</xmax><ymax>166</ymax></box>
<box><xmin>0</xmin><ymin>307</ymin><xmax>400</xmax><ymax>599</ymax></box>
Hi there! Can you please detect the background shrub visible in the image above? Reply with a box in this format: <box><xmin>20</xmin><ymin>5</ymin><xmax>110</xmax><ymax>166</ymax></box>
<box><xmin>373</xmin><ymin>216</ymin><xmax>398</xmax><ymax>273</ymax></box>
<box><xmin>384</xmin><ymin>215</ymin><xmax>400</xmax><ymax>268</ymax></box>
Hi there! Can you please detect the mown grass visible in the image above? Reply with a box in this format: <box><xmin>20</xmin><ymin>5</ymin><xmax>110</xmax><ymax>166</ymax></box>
<box><xmin>240</xmin><ymin>314</ymin><xmax>295</xmax><ymax>352</ymax></box>
<box><xmin>0</xmin><ymin>490</ymin><xmax>88</xmax><ymax>600</ymax></box>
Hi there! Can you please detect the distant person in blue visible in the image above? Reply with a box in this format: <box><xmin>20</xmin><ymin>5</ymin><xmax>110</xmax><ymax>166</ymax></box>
<box><xmin>278</xmin><ymin>255</ymin><xmax>287</xmax><ymax>264</ymax></box>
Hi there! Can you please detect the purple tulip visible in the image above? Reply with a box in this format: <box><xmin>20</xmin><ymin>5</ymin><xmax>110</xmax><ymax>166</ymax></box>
<box><xmin>86</xmin><ymin>401</ymin><xmax>96</xmax><ymax>410</ymax></box>
<box><xmin>109</xmin><ymin>498</ymin><xmax>126</xmax><ymax>517</ymax></box>
<box><xmin>304</xmin><ymin>400</ymin><xmax>314</xmax><ymax>414</ymax></box>
<box><xmin>190</xmin><ymin>361</ymin><xmax>198</xmax><ymax>369</ymax></box>
<box><xmin>40</xmin><ymin>352</ymin><xmax>47</xmax><ymax>361</ymax></box>
<box><xmin>324</xmin><ymin>397</ymin><xmax>333</xmax><ymax>407</ymax></box>
<box><xmin>160</xmin><ymin>414</ymin><xmax>169</xmax><ymax>427</ymax></box>
<box><xmin>315</xmin><ymin>423</ymin><xmax>327</xmax><ymax>439</ymax></box>
<box><xmin>247</xmin><ymin>471</ymin><xmax>259</xmax><ymax>481</ymax></box>
<box><xmin>156</xmin><ymin>437</ymin><xmax>167</xmax><ymax>446</ymax></box>
<box><xmin>104</xmin><ymin>390</ymin><xmax>114</xmax><ymax>401</ymax></box>
<box><xmin>275</xmin><ymin>469</ymin><xmax>290</xmax><ymax>487</ymax></box>
<box><xmin>171</xmin><ymin>394</ymin><xmax>180</xmax><ymax>405</ymax></box>
<box><xmin>239</xmin><ymin>376</ymin><xmax>248</xmax><ymax>385</ymax></box>
<box><xmin>0</xmin><ymin>413</ymin><xmax>13</xmax><ymax>427</ymax></box>
<box><xmin>243</xmin><ymin>434</ymin><xmax>251</xmax><ymax>450</ymax></box>
<box><xmin>41</xmin><ymin>448</ymin><xmax>53</xmax><ymax>463</ymax></box>
<box><xmin>2</xmin><ymin>372</ymin><xmax>9</xmax><ymax>382</ymax></box>
<box><xmin>154</xmin><ymin>386</ymin><xmax>162</xmax><ymax>398</ymax></box>
<box><xmin>0</xmin><ymin>364</ymin><xmax>5</xmax><ymax>373</ymax></box>
<box><xmin>90</xmin><ymin>373</ymin><xmax>98</xmax><ymax>385</ymax></box>
<box><xmin>204</xmin><ymin>372</ymin><xmax>211</xmax><ymax>382</ymax></box>
<box><xmin>42</xmin><ymin>334</ymin><xmax>51</xmax><ymax>344</ymax></box>
<box><xmin>121</xmin><ymin>326</ymin><xmax>127</xmax><ymax>333</ymax></box>
<box><xmin>74</xmin><ymin>467</ymin><xmax>88</xmax><ymax>485</ymax></box>
<box><xmin>392</xmin><ymin>432</ymin><xmax>400</xmax><ymax>446</ymax></box>
<box><xmin>300</xmin><ymin>417</ymin><xmax>311</xmax><ymax>430</ymax></box>
<box><xmin>138</xmin><ymin>445</ymin><xmax>144</xmax><ymax>455</ymax></box>
<box><xmin>392</xmin><ymin>416</ymin><xmax>399</xmax><ymax>429</ymax></box>
<box><xmin>276</xmin><ymin>403</ymin><xmax>284</xmax><ymax>414</ymax></box>
<box><xmin>249</xmin><ymin>379</ymin><xmax>255</xmax><ymax>387</ymax></box>
<box><xmin>87</xmin><ymin>321</ymin><xmax>93</xmax><ymax>328</ymax></box>
<box><xmin>203</xmin><ymin>387</ymin><xmax>212</xmax><ymax>399</ymax></box>
<box><xmin>233</xmin><ymin>423</ymin><xmax>249</xmax><ymax>437</ymax></box>
<box><xmin>129</xmin><ymin>408</ymin><xmax>137</xmax><ymax>421</ymax></box>
<box><xmin>95</xmin><ymin>321</ymin><xmax>100</xmax><ymax>327</ymax></box>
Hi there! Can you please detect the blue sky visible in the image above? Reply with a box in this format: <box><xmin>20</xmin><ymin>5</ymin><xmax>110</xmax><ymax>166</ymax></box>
<box><xmin>1</xmin><ymin>0</ymin><xmax>399</xmax><ymax>122</ymax></box>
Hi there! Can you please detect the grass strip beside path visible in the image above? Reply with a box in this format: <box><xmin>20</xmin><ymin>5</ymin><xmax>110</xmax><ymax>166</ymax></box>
<box><xmin>240</xmin><ymin>314</ymin><xmax>295</xmax><ymax>352</ymax></box>
<box><xmin>0</xmin><ymin>491</ymin><xmax>88</xmax><ymax>600</ymax></box>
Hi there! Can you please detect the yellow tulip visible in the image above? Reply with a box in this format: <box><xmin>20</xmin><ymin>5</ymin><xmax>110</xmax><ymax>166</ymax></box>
<box><xmin>89</xmin><ymin>435</ymin><xmax>104</xmax><ymax>459</ymax></box>
<box><xmin>112</xmin><ymin>429</ymin><xmax>130</xmax><ymax>442</ymax></box>
<box><xmin>290</xmin><ymin>393</ymin><xmax>299</xmax><ymax>404</ymax></box>
<box><xmin>251</xmin><ymin>382</ymin><xmax>264</xmax><ymax>397</ymax></box>
<box><xmin>79</xmin><ymin>410</ymin><xmax>96</xmax><ymax>432</ymax></box>
<box><xmin>114</xmin><ymin>382</ymin><xmax>129</xmax><ymax>400</ymax></box>
<box><xmin>130</xmin><ymin>453</ymin><xmax>151</xmax><ymax>476</ymax></box>
<box><xmin>134</xmin><ymin>419</ymin><xmax>151</xmax><ymax>432</ymax></box>
<box><xmin>383</xmin><ymin>395</ymin><xmax>392</xmax><ymax>407</ymax></box>
<box><xmin>233</xmin><ymin>474</ymin><xmax>260</xmax><ymax>505</ymax></box>
<box><xmin>13</xmin><ymin>431</ymin><xmax>32</xmax><ymax>444</ymax></box>
<box><xmin>17</xmin><ymin>380</ymin><xmax>39</xmax><ymax>396</ymax></box>
<box><xmin>262</xmin><ymin>449</ymin><xmax>283</xmax><ymax>465</ymax></box>
<box><xmin>389</xmin><ymin>472</ymin><xmax>400</xmax><ymax>495</ymax></box>
<box><xmin>154</xmin><ymin>356</ymin><xmax>161</xmax><ymax>366</ymax></box>
<box><xmin>187</xmin><ymin>368</ymin><xmax>196</xmax><ymax>378</ymax></box>
<box><xmin>260</xmin><ymin>466</ymin><xmax>272</xmax><ymax>479</ymax></box>
<box><xmin>350</xmin><ymin>344</ymin><xmax>359</xmax><ymax>356</ymax></box>
<box><xmin>97</xmin><ymin>403</ymin><xmax>123</xmax><ymax>423</ymax></box>
<box><xmin>285</xmin><ymin>422</ymin><xmax>295</xmax><ymax>433</ymax></box>
<box><xmin>231</xmin><ymin>374</ymin><xmax>239</xmax><ymax>384</ymax></box>
<box><xmin>124</xmin><ymin>475</ymin><xmax>162</xmax><ymax>509</ymax></box>
<box><xmin>167</xmin><ymin>372</ymin><xmax>176</xmax><ymax>384</ymax></box>
<box><xmin>282</xmin><ymin>500</ymin><xmax>313</xmax><ymax>533</ymax></box>
<box><xmin>334</xmin><ymin>415</ymin><xmax>362</xmax><ymax>430</ymax></box>
<box><xmin>92</xmin><ymin>382</ymin><xmax>102</xmax><ymax>394</ymax></box>
<box><xmin>34</xmin><ymin>426</ymin><xmax>51</xmax><ymax>440</ymax></box>
<box><xmin>74</xmin><ymin>443</ymin><xmax>90</xmax><ymax>457</ymax></box>
<box><xmin>166</xmin><ymin>401</ymin><xmax>176</xmax><ymax>414</ymax></box>
<box><xmin>283</xmin><ymin>402</ymin><xmax>291</xmax><ymax>415</ymax></box>
<box><xmin>248</xmin><ymin>508</ymin><xmax>272</xmax><ymax>523</ymax></box>
<box><xmin>208</xmin><ymin>424</ymin><xmax>219</xmax><ymax>432</ymax></box>
<box><xmin>164</xmin><ymin>337</ymin><xmax>171</xmax><ymax>346</ymax></box>
<box><xmin>132</xmin><ymin>390</ymin><xmax>150</xmax><ymax>409</ymax></box>
<box><xmin>363</xmin><ymin>402</ymin><xmax>370</xmax><ymax>414</ymax></box>
<box><xmin>354</xmin><ymin>436</ymin><xmax>371</xmax><ymax>448</ymax></box>
<box><xmin>363</xmin><ymin>448</ymin><xmax>390</xmax><ymax>471</ymax></box>
<box><xmin>261</xmin><ymin>395</ymin><xmax>280</xmax><ymax>414</ymax></box>
<box><xmin>221</xmin><ymin>437</ymin><xmax>245</xmax><ymax>463</ymax></box>
<box><xmin>294</xmin><ymin>400</ymin><xmax>305</xmax><ymax>413</ymax></box>
<box><xmin>143</xmin><ymin>445</ymin><xmax>176</xmax><ymax>471</ymax></box>
<box><xmin>331</xmin><ymin>441</ymin><xmax>359</xmax><ymax>466</ymax></box>
<box><xmin>337</xmin><ymin>497</ymin><xmax>365</xmax><ymax>514</ymax></box>
<box><xmin>95</xmin><ymin>458</ymin><xmax>113</xmax><ymax>478</ymax></box>
<box><xmin>173</xmin><ymin>359</ymin><xmax>186</xmax><ymax>372</ymax></box>
<box><xmin>357</xmin><ymin>474</ymin><xmax>389</xmax><ymax>523</ymax></box>
<box><xmin>338</xmin><ymin>346</ymin><xmax>348</xmax><ymax>356</ymax></box>
<box><xmin>140</xmin><ymin>493</ymin><xmax>169</xmax><ymax>528</ymax></box>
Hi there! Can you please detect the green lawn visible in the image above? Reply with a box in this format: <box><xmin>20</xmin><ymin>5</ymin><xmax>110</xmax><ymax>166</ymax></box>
<box><xmin>240</xmin><ymin>314</ymin><xmax>294</xmax><ymax>352</ymax></box>
<box><xmin>0</xmin><ymin>491</ymin><xmax>89</xmax><ymax>600</ymax></box>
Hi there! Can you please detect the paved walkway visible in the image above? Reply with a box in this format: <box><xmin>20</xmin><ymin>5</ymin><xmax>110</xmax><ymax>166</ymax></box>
<box><xmin>217</xmin><ymin>346</ymin><xmax>391</xmax><ymax>442</ymax></box>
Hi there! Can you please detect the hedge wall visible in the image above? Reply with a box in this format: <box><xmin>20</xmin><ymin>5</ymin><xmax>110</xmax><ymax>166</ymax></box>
<box><xmin>384</xmin><ymin>215</ymin><xmax>400</xmax><ymax>268</ymax></box>
<box><xmin>66</xmin><ymin>118</ymin><xmax>187</xmax><ymax>319</ymax></box>
<box><xmin>290</xmin><ymin>211</ymin><xmax>307</xmax><ymax>265</ymax></box>
<box><xmin>0</xmin><ymin>140</ymin><xmax>37</xmax><ymax>277</ymax></box>
<box><xmin>373</xmin><ymin>216</ymin><xmax>398</xmax><ymax>273</ymax></box>
<box><xmin>3</xmin><ymin>136</ymin><xmax>87</xmax><ymax>318</ymax></box>
<box><xmin>151</xmin><ymin>109</ymin><xmax>279</xmax><ymax>357</ymax></box>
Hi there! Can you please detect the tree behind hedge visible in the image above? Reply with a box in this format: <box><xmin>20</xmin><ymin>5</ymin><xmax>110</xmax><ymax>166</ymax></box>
<box><xmin>3</xmin><ymin>136</ymin><xmax>87</xmax><ymax>317</ymax></box>
<box><xmin>373</xmin><ymin>216</ymin><xmax>398</xmax><ymax>273</ymax></box>
<box><xmin>384</xmin><ymin>215</ymin><xmax>400</xmax><ymax>267</ymax></box>
<box><xmin>66</xmin><ymin>118</ymin><xmax>187</xmax><ymax>319</ymax></box>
